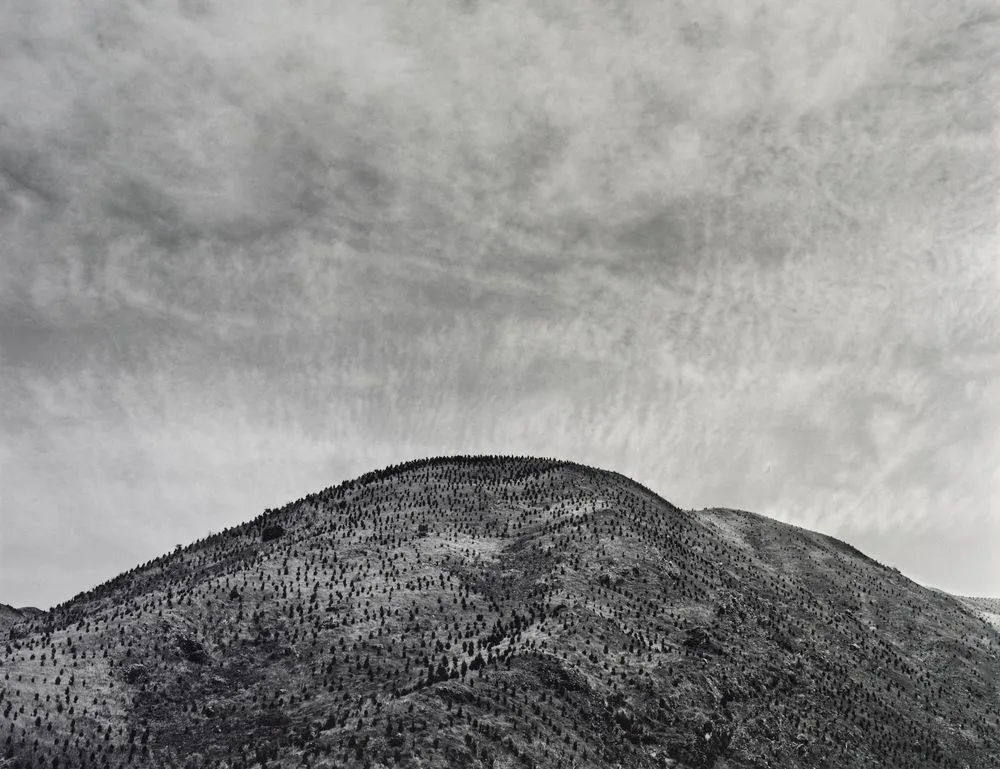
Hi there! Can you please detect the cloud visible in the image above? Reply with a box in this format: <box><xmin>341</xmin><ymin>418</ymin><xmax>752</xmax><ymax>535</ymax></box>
<box><xmin>2</xmin><ymin>0</ymin><xmax>999</xmax><ymax>605</ymax></box>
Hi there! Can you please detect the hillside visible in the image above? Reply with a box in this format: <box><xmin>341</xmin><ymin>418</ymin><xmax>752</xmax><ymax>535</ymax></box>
<box><xmin>0</xmin><ymin>606</ymin><xmax>44</xmax><ymax>638</ymax></box>
<box><xmin>0</xmin><ymin>605</ymin><xmax>28</xmax><ymax>638</ymax></box>
<box><xmin>0</xmin><ymin>603</ymin><xmax>45</xmax><ymax>637</ymax></box>
<box><xmin>2</xmin><ymin>456</ymin><xmax>998</xmax><ymax>769</ymax></box>
<box><xmin>957</xmin><ymin>597</ymin><xmax>1000</xmax><ymax>631</ymax></box>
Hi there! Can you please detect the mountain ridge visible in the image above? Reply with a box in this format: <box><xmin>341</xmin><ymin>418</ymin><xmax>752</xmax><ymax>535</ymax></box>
<box><xmin>3</xmin><ymin>455</ymin><xmax>998</xmax><ymax>769</ymax></box>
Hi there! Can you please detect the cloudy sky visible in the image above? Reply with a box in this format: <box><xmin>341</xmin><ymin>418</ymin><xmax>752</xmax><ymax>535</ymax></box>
<box><xmin>2</xmin><ymin>0</ymin><xmax>998</xmax><ymax>608</ymax></box>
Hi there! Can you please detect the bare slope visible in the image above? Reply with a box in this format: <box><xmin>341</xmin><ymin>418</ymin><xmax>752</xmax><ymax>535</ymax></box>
<box><xmin>3</xmin><ymin>456</ymin><xmax>999</xmax><ymax>769</ymax></box>
<box><xmin>957</xmin><ymin>596</ymin><xmax>1000</xmax><ymax>631</ymax></box>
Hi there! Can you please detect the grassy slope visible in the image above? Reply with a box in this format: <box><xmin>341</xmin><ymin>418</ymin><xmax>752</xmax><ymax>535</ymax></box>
<box><xmin>957</xmin><ymin>596</ymin><xmax>1000</xmax><ymax>631</ymax></box>
<box><xmin>2</xmin><ymin>456</ymin><xmax>998</xmax><ymax>769</ymax></box>
<box><xmin>0</xmin><ymin>606</ymin><xmax>25</xmax><ymax>639</ymax></box>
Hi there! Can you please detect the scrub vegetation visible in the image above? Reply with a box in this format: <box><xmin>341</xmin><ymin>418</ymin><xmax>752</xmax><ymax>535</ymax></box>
<box><xmin>3</xmin><ymin>456</ymin><xmax>998</xmax><ymax>768</ymax></box>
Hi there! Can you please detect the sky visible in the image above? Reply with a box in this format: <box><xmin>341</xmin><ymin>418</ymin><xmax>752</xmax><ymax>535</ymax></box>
<box><xmin>1</xmin><ymin>0</ymin><xmax>998</xmax><ymax>609</ymax></box>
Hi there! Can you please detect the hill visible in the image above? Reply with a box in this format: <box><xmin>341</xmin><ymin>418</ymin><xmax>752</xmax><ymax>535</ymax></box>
<box><xmin>0</xmin><ymin>605</ymin><xmax>44</xmax><ymax>638</ymax></box>
<box><xmin>957</xmin><ymin>596</ymin><xmax>1000</xmax><ymax>631</ymax></box>
<box><xmin>2</xmin><ymin>456</ymin><xmax>999</xmax><ymax>769</ymax></box>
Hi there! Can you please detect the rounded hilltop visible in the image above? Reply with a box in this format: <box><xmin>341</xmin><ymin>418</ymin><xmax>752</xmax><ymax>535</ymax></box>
<box><xmin>3</xmin><ymin>454</ymin><xmax>999</xmax><ymax>769</ymax></box>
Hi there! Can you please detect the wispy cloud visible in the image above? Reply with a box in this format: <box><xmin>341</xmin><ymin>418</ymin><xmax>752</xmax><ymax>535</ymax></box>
<box><xmin>2</xmin><ymin>0</ymin><xmax>999</xmax><ymax>606</ymax></box>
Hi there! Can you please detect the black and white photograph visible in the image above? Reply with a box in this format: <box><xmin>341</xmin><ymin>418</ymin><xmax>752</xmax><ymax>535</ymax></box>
<box><xmin>1</xmin><ymin>0</ymin><xmax>998</xmax><ymax>767</ymax></box>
